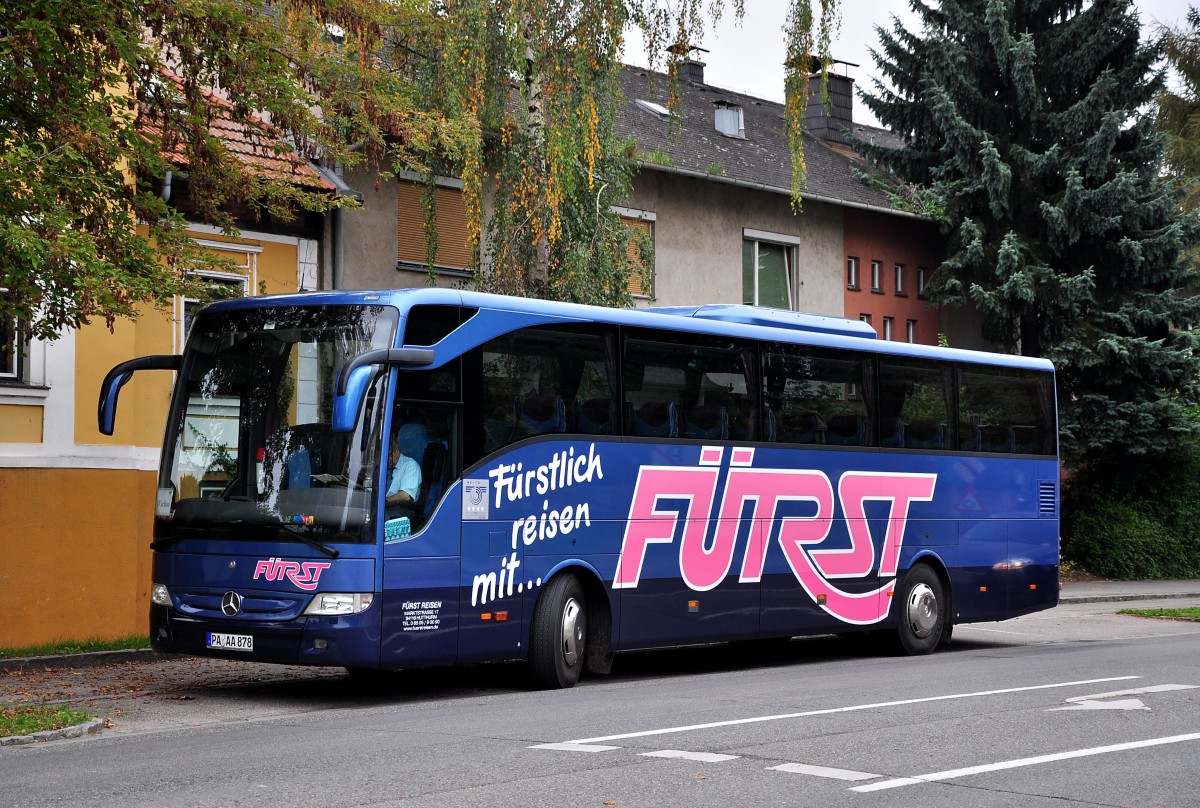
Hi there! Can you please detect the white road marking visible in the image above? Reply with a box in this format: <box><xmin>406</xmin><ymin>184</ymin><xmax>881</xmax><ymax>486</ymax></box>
<box><xmin>531</xmin><ymin>742</ymin><xmax>622</xmax><ymax>752</ymax></box>
<box><xmin>1048</xmin><ymin>683</ymin><xmax>1196</xmax><ymax>712</ymax></box>
<box><xmin>956</xmin><ymin>625</ymin><xmax>1037</xmax><ymax>636</ymax></box>
<box><xmin>851</xmin><ymin>732</ymin><xmax>1200</xmax><ymax>793</ymax></box>
<box><xmin>639</xmin><ymin>750</ymin><xmax>740</xmax><ymax>763</ymax></box>
<box><xmin>769</xmin><ymin>762</ymin><xmax>879</xmax><ymax>781</ymax></box>
<box><xmin>541</xmin><ymin>676</ymin><xmax>1138</xmax><ymax>748</ymax></box>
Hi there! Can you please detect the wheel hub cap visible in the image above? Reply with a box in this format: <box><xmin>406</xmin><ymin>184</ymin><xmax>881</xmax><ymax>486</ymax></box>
<box><xmin>906</xmin><ymin>583</ymin><xmax>937</xmax><ymax>639</ymax></box>
<box><xmin>561</xmin><ymin>597</ymin><xmax>583</xmax><ymax>666</ymax></box>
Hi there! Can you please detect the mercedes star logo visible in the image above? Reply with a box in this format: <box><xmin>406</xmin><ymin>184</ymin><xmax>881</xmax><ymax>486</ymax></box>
<box><xmin>221</xmin><ymin>591</ymin><xmax>243</xmax><ymax>617</ymax></box>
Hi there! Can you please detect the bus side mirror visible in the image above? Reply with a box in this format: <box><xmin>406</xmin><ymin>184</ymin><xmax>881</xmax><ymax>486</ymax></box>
<box><xmin>97</xmin><ymin>355</ymin><xmax>182</xmax><ymax>436</ymax></box>
<box><xmin>332</xmin><ymin>347</ymin><xmax>436</xmax><ymax>433</ymax></box>
<box><xmin>332</xmin><ymin>365</ymin><xmax>377</xmax><ymax>433</ymax></box>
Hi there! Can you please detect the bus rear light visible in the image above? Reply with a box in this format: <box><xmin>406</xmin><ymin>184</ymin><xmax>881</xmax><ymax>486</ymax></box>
<box><xmin>303</xmin><ymin>593</ymin><xmax>374</xmax><ymax>615</ymax></box>
<box><xmin>481</xmin><ymin>613</ymin><xmax>492</xmax><ymax>620</ymax></box>
<box><xmin>1030</xmin><ymin>584</ymin><xmax>1037</xmax><ymax>590</ymax></box>
<box><xmin>980</xmin><ymin>586</ymin><xmax>988</xmax><ymax>593</ymax></box>
<box><xmin>151</xmin><ymin>583</ymin><xmax>172</xmax><ymax>606</ymax></box>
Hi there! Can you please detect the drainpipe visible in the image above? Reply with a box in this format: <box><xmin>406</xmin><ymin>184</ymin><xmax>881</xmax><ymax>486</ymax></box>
<box><xmin>332</xmin><ymin>207</ymin><xmax>345</xmax><ymax>290</ymax></box>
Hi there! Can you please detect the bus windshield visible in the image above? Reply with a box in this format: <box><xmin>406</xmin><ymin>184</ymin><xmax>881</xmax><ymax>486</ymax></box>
<box><xmin>156</xmin><ymin>304</ymin><xmax>399</xmax><ymax>545</ymax></box>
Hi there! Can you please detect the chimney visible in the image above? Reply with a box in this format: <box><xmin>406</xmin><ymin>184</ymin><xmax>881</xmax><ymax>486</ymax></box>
<box><xmin>668</xmin><ymin>43</ymin><xmax>709</xmax><ymax>85</ymax></box>
<box><xmin>681</xmin><ymin>58</ymin><xmax>706</xmax><ymax>84</ymax></box>
<box><xmin>803</xmin><ymin>69</ymin><xmax>855</xmax><ymax>144</ymax></box>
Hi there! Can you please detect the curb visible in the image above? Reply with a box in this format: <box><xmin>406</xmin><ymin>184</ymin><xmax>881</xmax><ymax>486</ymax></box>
<box><xmin>1059</xmin><ymin>591</ymin><xmax>1200</xmax><ymax>605</ymax></box>
<box><xmin>0</xmin><ymin>718</ymin><xmax>105</xmax><ymax>747</ymax></box>
<box><xmin>0</xmin><ymin>648</ymin><xmax>165</xmax><ymax>675</ymax></box>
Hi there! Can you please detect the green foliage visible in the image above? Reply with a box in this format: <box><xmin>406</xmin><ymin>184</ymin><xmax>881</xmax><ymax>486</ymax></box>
<box><xmin>0</xmin><ymin>634</ymin><xmax>150</xmax><ymax>659</ymax></box>
<box><xmin>1</xmin><ymin>0</ymin><xmax>476</xmax><ymax>340</ymax></box>
<box><xmin>0</xmin><ymin>705</ymin><xmax>93</xmax><ymax>738</ymax></box>
<box><xmin>859</xmin><ymin>0</ymin><xmax>1200</xmax><ymax>465</ymax></box>
<box><xmin>4</xmin><ymin>1</ymin><xmax>842</xmax><ymax>325</ymax></box>
<box><xmin>1158</xmin><ymin>7</ymin><xmax>1200</xmax><ymax>212</ymax></box>
<box><xmin>1120</xmin><ymin>607</ymin><xmax>1200</xmax><ymax>621</ymax></box>
<box><xmin>1062</xmin><ymin>444</ymin><xmax>1200</xmax><ymax>579</ymax></box>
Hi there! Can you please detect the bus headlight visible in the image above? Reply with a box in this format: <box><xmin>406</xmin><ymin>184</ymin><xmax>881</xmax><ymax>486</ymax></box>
<box><xmin>151</xmin><ymin>583</ymin><xmax>172</xmax><ymax>606</ymax></box>
<box><xmin>303</xmin><ymin>593</ymin><xmax>374</xmax><ymax>615</ymax></box>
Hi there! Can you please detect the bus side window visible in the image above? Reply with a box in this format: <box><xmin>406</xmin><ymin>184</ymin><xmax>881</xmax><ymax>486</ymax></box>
<box><xmin>623</xmin><ymin>330</ymin><xmax>754</xmax><ymax>441</ymax></box>
<box><xmin>878</xmin><ymin>359</ymin><xmax>953</xmax><ymax>451</ymax></box>
<box><xmin>470</xmin><ymin>325</ymin><xmax>615</xmax><ymax>458</ymax></box>
<box><xmin>958</xmin><ymin>365</ymin><xmax>1055</xmax><ymax>455</ymax></box>
<box><xmin>762</xmin><ymin>343</ymin><xmax>872</xmax><ymax>447</ymax></box>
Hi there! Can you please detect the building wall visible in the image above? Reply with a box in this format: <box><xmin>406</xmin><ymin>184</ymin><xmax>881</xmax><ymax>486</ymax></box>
<box><xmin>627</xmin><ymin>170</ymin><xmax>846</xmax><ymax>316</ymax></box>
<box><xmin>843</xmin><ymin>208</ymin><xmax>943</xmax><ymax>344</ymax></box>
<box><xmin>341</xmin><ymin>165</ymin><xmax>402</xmax><ymax>289</ymax></box>
<box><xmin>0</xmin><ymin>228</ymin><xmax>312</xmax><ymax>650</ymax></box>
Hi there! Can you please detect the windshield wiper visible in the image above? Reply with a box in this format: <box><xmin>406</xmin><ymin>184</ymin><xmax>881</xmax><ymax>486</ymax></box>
<box><xmin>278</xmin><ymin>524</ymin><xmax>341</xmax><ymax>558</ymax></box>
<box><xmin>150</xmin><ymin>534</ymin><xmax>185</xmax><ymax>551</ymax></box>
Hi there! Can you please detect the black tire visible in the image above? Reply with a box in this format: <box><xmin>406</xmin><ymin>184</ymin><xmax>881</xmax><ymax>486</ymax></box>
<box><xmin>529</xmin><ymin>574</ymin><xmax>587</xmax><ymax>689</ymax></box>
<box><xmin>894</xmin><ymin>564</ymin><xmax>946</xmax><ymax>656</ymax></box>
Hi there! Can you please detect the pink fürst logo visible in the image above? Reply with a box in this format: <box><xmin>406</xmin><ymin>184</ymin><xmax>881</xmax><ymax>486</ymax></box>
<box><xmin>613</xmin><ymin>447</ymin><xmax>936</xmax><ymax>625</ymax></box>
<box><xmin>253</xmin><ymin>557</ymin><xmax>332</xmax><ymax>591</ymax></box>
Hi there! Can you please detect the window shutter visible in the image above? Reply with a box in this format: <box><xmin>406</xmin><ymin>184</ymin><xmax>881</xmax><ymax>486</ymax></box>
<box><xmin>397</xmin><ymin>181</ymin><xmax>472</xmax><ymax>269</ymax></box>
<box><xmin>622</xmin><ymin>216</ymin><xmax>653</xmax><ymax>297</ymax></box>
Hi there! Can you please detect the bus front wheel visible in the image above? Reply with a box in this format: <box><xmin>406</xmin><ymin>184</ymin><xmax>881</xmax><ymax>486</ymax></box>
<box><xmin>895</xmin><ymin>565</ymin><xmax>946</xmax><ymax>656</ymax></box>
<box><xmin>529</xmin><ymin>574</ymin><xmax>587</xmax><ymax>689</ymax></box>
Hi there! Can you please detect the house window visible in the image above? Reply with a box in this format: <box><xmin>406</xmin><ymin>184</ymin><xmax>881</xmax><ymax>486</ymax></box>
<box><xmin>883</xmin><ymin>316</ymin><xmax>894</xmax><ymax>341</ymax></box>
<box><xmin>895</xmin><ymin>264</ymin><xmax>906</xmax><ymax>296</ymax></box>
<box><xmin>616</xmin><ymin>207</ymin><xmax>655</xmax><ymax>299</ymax></box>
<box><xmin>907</xmin><ymin>319</ymin><xmax>917</xmax><ymax>343</ymax></box>
<box><xmin>714</xmin><ymin>102</ymin><xmax>745</xmax><ymax>139</ymax></box>
<box><xmin>1</xmin><ymin>288</ymin><xmax>22</xmax><ymax>381</ymax></box>
<box><xmin>182</xmin><ymin>273</ymin><xmax>249</xmax><ymax>346</ymax></box>
<box><xmin>847</xmin><ymin>256</ymin><xmax>860</xmax><ymax>290</ymax></box>
<box><xmin>917</xmin><ymin>266</ymin><xmax>928</xmax><ymax>298</ymax></box>
<box><xmin>859</xmin><ymin>313</ymin><xmax>871</xmax><ymax>325</ymax></box>
<box><xmin>743</xmin><ymin>229</ymin><xmax>800</xmax><ymax>309</ymax></box>
<box><xmin>871</xmin><ymin>260</ymin><xmax>883</xmax><ymax>293</ymax></box>
<box><xmin>397</xmin><ymin>178</ymin><xmax>472</xmax><ymax>273</ymax></box>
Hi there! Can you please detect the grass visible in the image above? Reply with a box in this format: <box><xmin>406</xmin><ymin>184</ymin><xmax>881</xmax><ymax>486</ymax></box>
<box><xmin>0</xmin><ymin>705</ymin><xmax>93</xmax><ymax>738</ymax></box>
<box><xmin>0</xmin><ymin>634</ymin><xmax>150</xmax><ymax>661</ymax></box>
<box><xmin>1119</xmin><ymin>607</ymin><xmax>1200</xmax><ymax>622</ymax></box>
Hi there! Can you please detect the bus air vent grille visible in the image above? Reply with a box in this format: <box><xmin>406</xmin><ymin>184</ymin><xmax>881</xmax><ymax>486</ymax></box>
<box><xmin>1038</xmin><ymin>481</ymin><xmax>1056</xmax><ymax>515</ymax></box>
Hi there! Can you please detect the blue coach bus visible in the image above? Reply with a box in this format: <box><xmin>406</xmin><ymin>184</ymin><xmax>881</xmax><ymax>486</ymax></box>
<box><xmin>99</xmin><ymin>288</ymin><xmax>1058</xmax><ymax>688</ymax></box>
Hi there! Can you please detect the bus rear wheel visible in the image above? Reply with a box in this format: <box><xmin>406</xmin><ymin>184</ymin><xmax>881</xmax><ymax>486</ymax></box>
<box><xmin>895</xmin><ymin>565</ymin><xmax>946</xmax><ymax>656</ymax></box>
<box><xmin>529</xmin><ymin>574</ymin><xmax>587</xmax><ymax>689</ymax></box>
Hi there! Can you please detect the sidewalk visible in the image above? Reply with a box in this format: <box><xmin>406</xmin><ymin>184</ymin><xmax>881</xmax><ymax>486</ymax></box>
<box><xmin>1059</xmin><ymin>578</ymin><xmax>1200</xmax><ymax>604</ymax></box>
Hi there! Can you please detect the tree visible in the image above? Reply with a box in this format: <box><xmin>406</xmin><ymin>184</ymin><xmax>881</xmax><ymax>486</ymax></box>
<box><xmin>2</xmin><ymin>1</ymin><xmax>840</xmax><ymax>337</ymax></box>
<box><xmin>2</xmin><ymin>0</ymin><xmax>476</xmax><ymax>340</ymax></box>
<box><xmin>859</xmin><ymin>0</ymin><xmax>1200</xmax><ymax>462</ymax></box>
<box><xmin>1159</xmin><ymin>6</ymin><xmax>1200</xmax><ymax>212</ymax></box>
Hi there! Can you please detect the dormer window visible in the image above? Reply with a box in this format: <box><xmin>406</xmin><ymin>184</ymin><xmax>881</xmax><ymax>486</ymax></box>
<box><xmin>714</xmin><ymin>101</ymin><xmax>744</xmax><ymax>138</ymax></box>
<box><xmin>634</xmin><ymin>99</ymin><xmax>672</xmax><ymax>120</ymax></box>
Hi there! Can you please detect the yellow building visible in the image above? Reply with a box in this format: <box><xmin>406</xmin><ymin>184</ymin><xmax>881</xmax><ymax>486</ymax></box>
<box><xmin>0</xmin><ymin>97</ymin><xmax>340</xmax><ymax>649</ymax></box>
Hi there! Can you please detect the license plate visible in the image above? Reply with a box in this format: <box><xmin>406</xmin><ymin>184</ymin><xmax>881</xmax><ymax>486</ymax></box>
<box><xmin>207</xmin><ymin>632</ymin><xmax>253</xmax><ymax>652</ymax></box>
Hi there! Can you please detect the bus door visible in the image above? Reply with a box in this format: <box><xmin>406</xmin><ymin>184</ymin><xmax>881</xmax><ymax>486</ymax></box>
<box><xmin>379</xmin><ymin>391</ymin><xmax>465</xmax><ymax>668</ymax></box>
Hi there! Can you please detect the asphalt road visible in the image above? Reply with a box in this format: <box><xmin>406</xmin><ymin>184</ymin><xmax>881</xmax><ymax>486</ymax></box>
<box><xmin>3</xmin><ymin>597</ymin><xmax>1200</xmax><ymax>807</ymax></box>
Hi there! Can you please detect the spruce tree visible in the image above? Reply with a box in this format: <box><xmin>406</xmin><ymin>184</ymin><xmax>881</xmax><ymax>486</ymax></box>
<box><xmin>858</xmin><ymin>0</ymin><xmax>1200</xmax><ymax>461</ymax></box>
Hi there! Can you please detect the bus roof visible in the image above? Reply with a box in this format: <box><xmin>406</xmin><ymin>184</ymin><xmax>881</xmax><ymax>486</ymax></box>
<box><xmin>206</xmin><ymin>287</ymin><xmax>1055</xmax><ymax>373</ymax></box>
